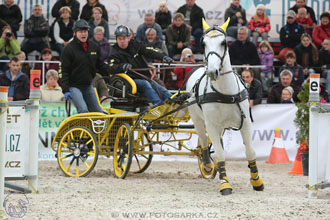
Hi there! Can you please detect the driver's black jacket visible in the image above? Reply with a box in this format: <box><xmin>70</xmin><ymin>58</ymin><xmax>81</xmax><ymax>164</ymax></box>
<box><xmin>109</xmin><ymin>39</ymin><xmax>165</xmax><ymax>79</ymax></box>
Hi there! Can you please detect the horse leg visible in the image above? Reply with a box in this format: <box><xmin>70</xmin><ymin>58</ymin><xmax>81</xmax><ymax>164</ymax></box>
<box><xmin>240</xmin><ymin>120</ymin><xmax>264</xmax><ymax>191</ymax></box>
<box><xmin>189</xmin><ymin>111</ymin><xmax>212</xmax><ymax>171</ymax></box>
<box><xmin>207</xmin><ymin>127</ymin><xmax>232</xmax><ymax>195</ymax></box>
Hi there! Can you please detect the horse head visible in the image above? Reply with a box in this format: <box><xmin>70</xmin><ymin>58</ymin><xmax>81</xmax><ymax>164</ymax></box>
<box><xmin>201</xmin><ymin>18</ymin><xmax>230</xmax><ymax>81</ymax></box>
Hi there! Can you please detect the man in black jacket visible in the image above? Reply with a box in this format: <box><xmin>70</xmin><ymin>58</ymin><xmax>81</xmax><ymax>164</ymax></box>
<box><xmin>59</xmin><ymin>19</ymin><xmax>110</xmax><ymax>113</ymax></box>
<box><xmin>109</xmin><ymin>25</ymin><xmax>173</xmax><ymax>105</ymax></box>
<box><xmin>0</xmin><ymin>57</ymin><xmax>29</xmax><ymax>101</ymax></box>
<box><xmin>229</xmin><ymin>26</ymin><xmax>260</xmax><ymax>79</ymax></box>
<box><xmin>242</xmin><ymin>69</ymin><xmax>262</xmax><ymax>107</ymax></box>
<box><xmin>177</xmin><ymin>0</ymin><xmax>204</xmax><ymax>53</ymax></box>
<box><xmin>21</xmin><ymin>5</ymin><xmax>50</xmax><ymax>56</ymax></box>
<box><xmin>289</xmin><ymin>0</ymin><xmax>317</xmax><ymax>25</ymax></box>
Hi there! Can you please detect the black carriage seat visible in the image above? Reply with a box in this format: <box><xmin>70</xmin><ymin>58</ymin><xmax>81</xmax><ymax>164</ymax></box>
<box><xmin>105</xmin><ymin>73</ymin><xmax>150</xmax><ymax>112</ymax></box>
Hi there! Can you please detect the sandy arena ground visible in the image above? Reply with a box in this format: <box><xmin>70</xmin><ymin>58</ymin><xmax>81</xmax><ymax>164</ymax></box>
<box><xmin>3</xmin><ymin>159</ymin><xmax>330</xmax><ymax>220</ymax></box>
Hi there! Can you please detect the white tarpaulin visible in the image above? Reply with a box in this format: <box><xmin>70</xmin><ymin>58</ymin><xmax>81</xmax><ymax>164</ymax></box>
<box><xmin>17</xmin><ymin>0</ymin><xmax>330</xmax><ymax>38</ymax></box>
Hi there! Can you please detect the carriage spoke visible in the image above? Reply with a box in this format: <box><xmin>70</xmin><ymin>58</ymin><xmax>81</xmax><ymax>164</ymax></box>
<box><xmin>134</xmin><ymin>155</ymin><xmax>142</xmax><ymax>170</ymax></box>
<box><xmin>86</xmin><ymin>139</ymin><xmax>93</xmax><ymax>145</ymax></box>
<box><xmin>87</xmin><ymin>151</ymin><xmax>95</xmax><ymax>155</ymax></box>
<box><xmin>79</xmin><ymin>130</ymin><xmax>85</xmax><ymax>139</ymax></box>
<box><xmin>60</xmin><ymin>153</ymin><xmax>74</xmax><ymax>160</ymax></box>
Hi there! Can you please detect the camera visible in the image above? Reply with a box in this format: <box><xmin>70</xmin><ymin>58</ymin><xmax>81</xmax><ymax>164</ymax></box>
<box><xmin>5</xmin><ymin>32</ymin><xmax>12</xmax><ymax>37</ymax></box>
<box><xmin>185</xmin><ymin>54</ymin><xmax>192</xmax><ymax>58</ymax></box>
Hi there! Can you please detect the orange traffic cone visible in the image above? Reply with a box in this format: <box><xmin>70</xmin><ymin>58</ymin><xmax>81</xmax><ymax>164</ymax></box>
<box><xmin>266</xmin><ymin>128</ymin><xmax>290</xmax><ymax>164</ymax></box>
<box><xmin>288</xmin><ymin>148</ymin><xmax>303</xmax><ymax>175</ymax></box>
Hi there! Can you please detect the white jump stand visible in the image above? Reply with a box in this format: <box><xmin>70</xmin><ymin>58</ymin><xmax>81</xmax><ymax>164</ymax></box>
<box><xmin>308</xmin><ymin>74</ymin><xmax>330</xmax><ymax>198</ymax></box>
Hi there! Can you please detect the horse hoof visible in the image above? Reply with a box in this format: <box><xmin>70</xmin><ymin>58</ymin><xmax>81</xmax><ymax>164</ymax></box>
<box><xmin>253</xmin><ymin>184</ymin><xmax>264</xmax><ymax>191</ymax></box>
<box><xmin>220</xmin><ymin>188</ymin><xmax>232</xmax><ymax>195</ymax></box>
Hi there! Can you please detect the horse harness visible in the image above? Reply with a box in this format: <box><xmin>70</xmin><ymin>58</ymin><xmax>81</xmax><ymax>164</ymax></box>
<box><xmin>192</xmin><ymin>72</ymin><xmax>249</xmax><ymax>131</ymax></box>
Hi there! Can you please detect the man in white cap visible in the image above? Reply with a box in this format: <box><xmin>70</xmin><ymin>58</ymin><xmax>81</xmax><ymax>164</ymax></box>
<box><xmin>278</xmin><ymin>10</ymin><xmax>305</xmax><ymax>62</ymax></box>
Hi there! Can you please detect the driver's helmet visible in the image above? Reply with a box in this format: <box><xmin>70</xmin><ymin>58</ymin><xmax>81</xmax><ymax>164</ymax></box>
<box><xmin>72</xmin><ymin>19</ymin><xmax>90</xmax><ymax>32</ymax></box>
<box><xmin>114</xmin><ymin>25</ymin><xmax>130</xmax><ymax>37</ymax></box>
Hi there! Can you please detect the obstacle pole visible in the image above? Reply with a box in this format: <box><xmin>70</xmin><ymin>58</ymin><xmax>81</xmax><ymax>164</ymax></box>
<box><xmin>0</xmin><ymin>86</ymin><xmax>8</xmax><ymax>220</ymax></box>
<box><xmin>308</xmin><ymin>74</ymin><xmax>320</xmax><ymax>199</ymax></box>
<box><xmin>28</xmin><ymin>70</ymin><xmax>41</xmax><ymax>193</ymax></box>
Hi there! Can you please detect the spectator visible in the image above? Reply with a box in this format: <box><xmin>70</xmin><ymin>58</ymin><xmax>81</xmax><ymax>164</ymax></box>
<box><xmin>167</xmin><ymin>13</ymin><xmax>191</xmax><ymax>58</ymax></box>
<box><xmin>296</xmin><ymin>8</ymin><xmax>313</xmax><ymax>35</ymax></box>
<box><xmin>319</xmin><ymin>38</ymin><xmax>330</xmax><ymax>94</ymax></box>
<box><xmin>144</xmin><ymin>28</ymin><xmax>168</xmax><ymax>57</ymax></box>
<box><xmin>0</xmin><ymin>25</ymin><xmax>20</xmax><ymax>72</ymax></box>
<box><xmin>279</xmin><ymin>10</ymin><xmax>305</xmax><ymax>62</ymax></box>
<box><xmin>279</xmin><ymin>51</ymin><xmax>304</xmax><ymax>88</ymax></box>
<box><xmin>15</xmin><ymin>51</ymin><xmax>31</xmax><ymax>77</ymax></box>
<box><xmin>241</xmin><ymin>68</ymin><xmax>262</xmax><ymax>107</ymax></box>
<box><xmin>21</xmin><ymin>5</ymin><xmax>50</xmax><ymax>56</ymax></box>
<box><xmin>109</xmin><ymin>25</ymin><xmax>174</xmax><ymax>105</ymax></box>
<box><xmin>155</xmin><ymin>1</ymin><xmax>172</xmax><ymax>33</ymax></box>
<box><xmin>50</xmin><ymin>6</ymin><xmax>74</xmax><ymax>55</ymax></box>
<box><xmin>248</xmin><ymin>4</ymin><xmax>270</xmax><ymax>45</ymax></box>
<box><xmin>40</xmin><ymin>69</ymin><xmax>64</xmax><ymax>102</ymax></box>
<box><xmin>267</xmin><ymin>69</ymin><xmax>300</xmax><ymax>103</ymax></box>
<box><xmin>294</xmin><ymin>33</ymin><xmax>318</xmax><ymax>78</ymax></box>
<box><xmin>224</xmin><ymin>0</ymin><xmax>248</xmax><ymax>39</ymax></box>
<box><xmin>34</xmin><ymin>48</ymin><xmax>60</xmax><ymax>84</ymax></box>
<box><xmin>0</xmin><ymin>0</ymin><xmax>22</xmax><ymax>38</ymax></box>
<box><xmin>281</xmin><ymin>86</ymin><xmax>294</xmax><ymax>103</ymax></box>
<box><xmin>80</xmin><ymin>0</ymin><xmax>108</xmax><ymax>22</ymax></box>
<box><xmin>136</xmin><ymin>13</ymin><xmax>163</xmax><ymax>43</ymax></box>
<box><xmin>88</xmin><ymin>7</ymin><xmax>110</xmax><ymax>39</ymax></box>
<box><xmin>59</xmin><ymin>19</ymin><xmax>112</xmax><ymax>113</ymax></box>
<box><xmin>312</xmin><ymin>12</ymin><xmax>330</xmax><ymax>49</ymax></box>
<box><xmin>177</xmin><ymin>0</ymin><xmax>204</xmax><ymax>53</ymax></box>
<box><xmin>173</xmin><ymin>48</ymin><xmax>195</xmax><ymax>89</ymax></box>
<box><xmin>229</xmin><ymin>26</ymin><xmax>260</xmax><ymax>79</ymax></box>
<box><xmin>92</xmin><ymin>73</ymin><xmax>108</xmax><ymax>101</ymax></box>
<box><xmin>289</xmin><ymin>0</ymin><xmax>317</xmax><ymax>25</ymax></box>
<box><xmin>91</xmin><ymin>26</ymin><xmax>111</xmax><ymax>62</ymax></box>
<box><xmin>257</xmin><ymin>40</ymin><xmax>274</xmax><ymax>95</ymax></box>
<box><xmin>0</xmin><ymin>56</ymin><xmax>29</xmax><ymax>101</ymax></box>
<box><xmin>52</xmin><ymin>0</ymin><xmax>80</xmax><ymax>21</ymax></box>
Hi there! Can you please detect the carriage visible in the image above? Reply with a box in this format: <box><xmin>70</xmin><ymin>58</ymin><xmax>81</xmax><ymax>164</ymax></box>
<box><xmin>51</xmin><ymin>18</ymin><xmax>264</xmax><ymax>194</ymax></box>
<box><xmin>50</xmin><ymin>77</ymin><xmax>216</xmax><ymax>179</ymax></box>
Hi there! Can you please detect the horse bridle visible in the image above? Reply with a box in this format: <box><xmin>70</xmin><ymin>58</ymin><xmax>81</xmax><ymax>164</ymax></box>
<box><xmin>201</xmin><ymin>26</ymin><xmax>231</xmax><ymax>75</ymax></box>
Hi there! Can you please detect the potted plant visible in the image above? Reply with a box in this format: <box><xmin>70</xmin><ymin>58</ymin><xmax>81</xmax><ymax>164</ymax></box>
<box><xmin>294</xmin><ymin>83</ymin><xmax>309</xmax><ymax>176</ymax></box>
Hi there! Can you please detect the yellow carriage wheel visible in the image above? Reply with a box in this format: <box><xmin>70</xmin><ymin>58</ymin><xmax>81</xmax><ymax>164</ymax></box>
<box><xmin>130</xmin><ymin>133</ymin><xmax>153</xmax><ymax>174</ymax></box>
<box><xmin>113</xmin><ymin>123</ymin><xmax>133</xmax><ymax>179</ymax></box>
<box><xmin>57</xmin><ymin>126</ymin><xmax>99</xmax><ymax>177</ymax></box>
<box><xmin>197</xmin><ymin>145</ymin><xmax>217</xmax><ymax>179</ymax></box>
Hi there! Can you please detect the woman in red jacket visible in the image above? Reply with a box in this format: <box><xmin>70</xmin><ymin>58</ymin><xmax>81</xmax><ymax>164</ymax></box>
<box><xmin>173</xmin><ymin>48</ymin><xmax>195</xmax><ymax>89</ymax></box>
<box><xmin>312</xmin><ymin>12</ymin><xmax>330</xmax><ymax>49</ymax></box>
<box><xmin>248</xmin><ymin>4</ymin><xmax>271</xmax><ymax>45</ymax></box>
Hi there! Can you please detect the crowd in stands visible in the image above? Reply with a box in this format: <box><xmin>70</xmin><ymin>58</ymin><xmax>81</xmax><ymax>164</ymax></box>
<box><xmin>0</xmin><ymin>0</ymin><xmax>328</xmax><ymax>107</ymax></box>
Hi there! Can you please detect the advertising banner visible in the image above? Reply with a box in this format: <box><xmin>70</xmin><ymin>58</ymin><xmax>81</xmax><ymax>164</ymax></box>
<box><xmin>16</xmin><ymin>0</ymin><xmax>330</xmax><ymax>38</ymax></box>
<box><xmin>4</xmin><ymin>107</ymin><xmax>29</xmax><ymax>177</ymax></box>
<box><xmin>37</xmin><ymin>103</ymin><xmax>298</xmax><ymax>161</ymax></box>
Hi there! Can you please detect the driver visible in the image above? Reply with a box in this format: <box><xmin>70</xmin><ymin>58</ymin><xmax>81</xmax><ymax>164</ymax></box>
<box><xmin>109</xmin><ymin>25</ymin><xmax>174</xmax><ymax>105</ymax></box>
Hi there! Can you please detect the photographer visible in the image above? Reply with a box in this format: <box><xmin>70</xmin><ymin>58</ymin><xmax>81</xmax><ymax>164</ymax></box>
<box><xmin>0</xmin><ymin>25</ymin><xmax>20</xmax><ymax>72</ymax></box>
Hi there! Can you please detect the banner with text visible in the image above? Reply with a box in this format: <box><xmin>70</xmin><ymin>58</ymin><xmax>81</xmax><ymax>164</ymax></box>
<box><xmin>37</xmin><ymin>103</ymin><xmax>298</xmax><ymax>161</ymax></box>
<box><xmin>17</xmin><ymin>0</ymin><xmax>330</xmax><ymax>38</ymax></box>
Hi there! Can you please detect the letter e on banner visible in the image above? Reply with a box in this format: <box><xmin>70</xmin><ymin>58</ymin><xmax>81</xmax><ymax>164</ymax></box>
<box><xmin>309</xmin><ymin>74</ymin><xmax>320</xmax><ymax>102</ymax></box>
<box><xmin>30</xmin><ymin>70</ymin><xmax>41</xmax><ymax>90</ymax></box>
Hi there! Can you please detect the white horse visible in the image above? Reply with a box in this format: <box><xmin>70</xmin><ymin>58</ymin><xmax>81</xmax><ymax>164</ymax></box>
<box><xmin>186</xmin><ymin>19</ymin><xmax>264</xmax><ymax>195</ymax></box>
